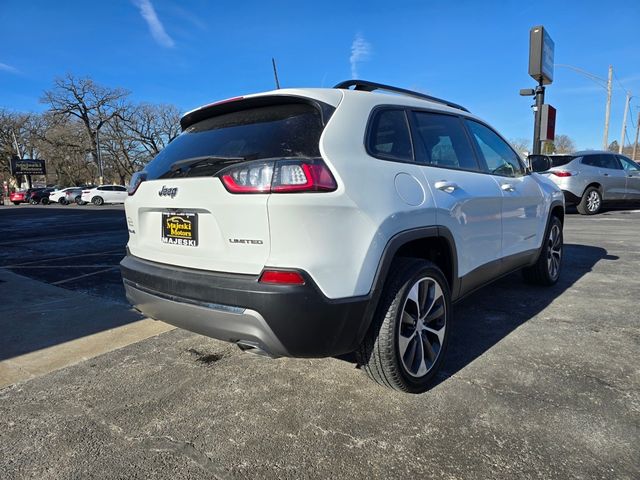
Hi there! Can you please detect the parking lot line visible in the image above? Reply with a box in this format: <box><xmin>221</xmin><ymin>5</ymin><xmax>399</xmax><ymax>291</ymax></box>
<box><xmin>7</xmin><ymin>250</ymin><xmax>123</xmax><ymax>267</ymax></box>
<box><xmin>51</xmin><ymin>266</ymin><xmax>119</xmax><ymax>285</ymax></box>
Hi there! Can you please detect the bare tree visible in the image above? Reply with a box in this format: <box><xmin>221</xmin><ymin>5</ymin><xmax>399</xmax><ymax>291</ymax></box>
<box><xmin>41</xmin><ymin>74</ymin><xmax>130</xmax><ymax>181</ymax></box>
<box><xmin>125</xmin><ymin>103</ymin><xmax>181</xmax><ymax>157</ymax></box>
<box><xmin>100</xmin><ymin>102</ymin><xmax>181</xmax><ymax>184</ymax></box>
<box><xmin>509</xmin><ymin>138</ymin><xmax>531</xmax><ymax>155</ymax></box>
<box><xmin>553</xmin><ymin>134</ymin><xmax>576</xmax><ymax>154</ymax></box>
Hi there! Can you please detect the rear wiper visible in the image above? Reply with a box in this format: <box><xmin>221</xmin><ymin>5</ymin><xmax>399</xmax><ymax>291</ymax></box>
<box><xmin>169</xmin><ymin>155</ymin><xmax>246</xmax><ymax>172</ymax></box>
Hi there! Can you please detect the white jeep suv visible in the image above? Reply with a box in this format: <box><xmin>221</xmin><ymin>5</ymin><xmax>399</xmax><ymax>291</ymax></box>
<box><xmin>121</xmin><ymin>80</ymin><xmax>564</xmax><ymax>393</ymax></box>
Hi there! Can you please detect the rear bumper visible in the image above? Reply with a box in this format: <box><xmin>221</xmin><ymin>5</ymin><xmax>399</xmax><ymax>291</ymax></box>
<box><xmin>562</xmin><ymin>190</ymin><xmax>581</xmax><ymax>204</ymax></box>
<box><xmin>120</xmin><ymin>254</ymin><xmax>370</xmax><ymax>358</ymax></box>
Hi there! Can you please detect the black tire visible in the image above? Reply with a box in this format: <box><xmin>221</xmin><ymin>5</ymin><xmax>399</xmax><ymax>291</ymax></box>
<box><xmin>13</xmin><ymin>202</ymin><xmax>20</xmax><ymax>206</ymax></box>
<box><xmin>356</xmin><ymin>258</ymin><xmax>451</xmax><ymax>393</ymax></box>
<box><xmin>92</xmin><ymin>196</ymin><xmax>104</xmax><ymax>206</ymax></box>
<box><xmin>30</xmin><ymin>198</ymin><xmax>38</xmax><ymax>205</ymax></box>
<box><xmin>577</xmin><ymin>186</ymin><xmax>602</xmax><ymax>215</ymax></box>
<box><xmin>522</xmin><ymin>216</ymin><xmax>563</xmax><ymax>286</ymax></box>
<box><xmin>59</xmin><ymin>198</ymin><xmax>68</xmax><ymax>205</ymax></box>
<box><xmin>41</xmin><ymin>198</ymin><xmax>49</xmax><ymax>205</ymax></box>
<box><xmin>75</xmin><ymin>196</ymin><xmax>85</xmax><ymax>205</ymax></box>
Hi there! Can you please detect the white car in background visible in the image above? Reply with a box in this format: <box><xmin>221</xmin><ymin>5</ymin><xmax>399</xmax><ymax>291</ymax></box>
<box><xmin>49</xmin><ymin>187</ymin><xmax>83</xmax><ymax>205</ymax></box>
<box><xmin>80</xmin><ymin>185</ymin><xmax>128</xmax><ymax>206</ymax></box>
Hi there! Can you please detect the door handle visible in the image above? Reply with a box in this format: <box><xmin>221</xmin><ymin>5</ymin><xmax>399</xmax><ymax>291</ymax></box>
<box><xmin>434</xmin><ymin>181</ymin><xmax>458</xmax><ymax>193</ymax></box>
<box><xmin>501</xmin><ymin>183</ymin><xmax>516</xmax><ymax>192</ymax></box>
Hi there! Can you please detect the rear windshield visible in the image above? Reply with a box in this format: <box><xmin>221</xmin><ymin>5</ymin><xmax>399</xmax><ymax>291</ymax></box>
<box><xmin>145</xmin><ymin>103</ymin><xmax>326</xmax><ymax>179</ymax></box>
<box><xmin>549</xmin><ymin>155</ymin><xmax>575</xmax><ymax>167</ymax></box>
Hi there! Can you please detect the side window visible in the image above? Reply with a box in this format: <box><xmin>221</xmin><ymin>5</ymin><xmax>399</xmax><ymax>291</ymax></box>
<box><xmin>465</xmin><ymin>120</ymin><xmax>526</xmax><ymax>177</ymax></box>
<box><xmin>411</xmin><ymin>112</ymin><xmax>480</xmax><ymax>171</ymax></box>
<box><xmin>618</xmin><ymin>156</ymin><xmax>640</xmax><ymax>172</ymax></box>
<box><xmin>367</xmin><ymin>109</ymin><xmax>413</xmax><ymax>162</ymax></box>
<box><xmin>600</xmin><ymin>154</ymin><xmax>621</xmax><ymax>170</ymax></box>
<box><xmin>97</xmin><ymin>186</ymin><xmax>108</xmax><ymax>191</ymax></box>
<box><xmin>581</xmin><ymin>155</ymin><xmax>598</xmax><ymax>167</ymax></box>
<box><xmin>114</xmin><ymin>186</ymin><xmax>127</xmax><ymax>192</ymax></box>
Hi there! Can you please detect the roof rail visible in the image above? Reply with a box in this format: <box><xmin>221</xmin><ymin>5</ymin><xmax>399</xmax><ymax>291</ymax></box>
<box><xmin>334</xmin><ymin>79</ymin><xmax>469</xmax><ymax>113</ymax></box>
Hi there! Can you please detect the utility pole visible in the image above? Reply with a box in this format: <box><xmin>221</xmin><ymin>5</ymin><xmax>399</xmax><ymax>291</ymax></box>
<box><xmin>619</xmin><ymin>92</ymin><xmax>631</xmax><ymax>154</ymax></box>
<box><xmin>632</xmin><ymin>110</ymin><xmax>640</xmax><ymax>161</ymax></box>
<box><xmin>271</xmin><ymin>58</ymin><xmax>281</xmax><ymax>89</ymax></box>
<box><xmin>603</xmin><ymin>65</ymin><xmax>613</xmax><ymax>150</ymax></box>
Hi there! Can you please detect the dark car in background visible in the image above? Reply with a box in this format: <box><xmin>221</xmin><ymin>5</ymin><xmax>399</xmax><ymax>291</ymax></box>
<box><xmin>26</xmin><ymin>188</ymin><xmax>55</xmax><ymax>205</ymax></box>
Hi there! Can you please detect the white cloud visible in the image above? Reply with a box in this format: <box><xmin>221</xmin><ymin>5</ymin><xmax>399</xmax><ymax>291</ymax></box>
<box><xmin>132</xmin><ymin>0</ymin><xmax>175</xmax><ymax>48</ymax></box>
<box><xmin>350</xmin><ymin>33</ymin><xmax>371</xmax><ymax>78</ymax></box>
<box><xmin>0</xmin><ymin>62</ymin><xmax>19</xmax><ymax>74</ymax></box>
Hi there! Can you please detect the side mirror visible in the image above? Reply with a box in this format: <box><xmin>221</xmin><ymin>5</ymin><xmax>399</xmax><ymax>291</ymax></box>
<box><xmin>527</xmin><ymin>154</ymin><xmax>552</xmax><ymax>173</ymax></box>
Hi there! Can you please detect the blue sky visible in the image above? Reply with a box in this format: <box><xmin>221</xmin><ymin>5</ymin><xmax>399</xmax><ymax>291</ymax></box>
<box><xmin>1</xmin><ymin>0</ymin><xmax>639</xmax><ymax>150</ymax></box>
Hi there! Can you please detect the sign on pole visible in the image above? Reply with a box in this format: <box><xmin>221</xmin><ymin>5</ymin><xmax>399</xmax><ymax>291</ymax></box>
<box><xmin>10</xmin><ymin>157</ymin><xmax>47</xmax><ymax>176</ymax></box>
<box><xmin>529</xmin><ymin>26</ymin><xmax>554</xmax><ymax>85</ymax></box>
<box><xmin>540</xmin><ymin>104</ymin><xmax>557</xmax><ymax>141</ymax></box>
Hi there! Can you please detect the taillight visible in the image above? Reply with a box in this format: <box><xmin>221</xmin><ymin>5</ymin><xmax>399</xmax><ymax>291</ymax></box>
<box><xmin>128</xmin><ymin>171</ymin><xmax>147</xmax><ymax>196</ymax></box>
<box><xmin>82</xmin><ymin>190</ymin><xmax>90</xmax><ymax>194</ymax></box>
<box><xmin>259</xmin><ymin>270</ymin><xmax>306</xmax><ymax>285</ymax></box>
<box><xmin>551</xmin><ymin>171</ymin><xmax>574</xmax><ymax>177</ymax></box>
<box><xmin>219</xmin><ymin>159</ymin><xmax>337</xmax><ymax>194</ymax></box>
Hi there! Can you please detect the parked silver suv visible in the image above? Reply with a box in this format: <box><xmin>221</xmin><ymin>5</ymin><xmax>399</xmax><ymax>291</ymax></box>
<box><xmin>544</xmin><ymin>151</ymin><xmax>640</xmax><ymax>214</ymax></box>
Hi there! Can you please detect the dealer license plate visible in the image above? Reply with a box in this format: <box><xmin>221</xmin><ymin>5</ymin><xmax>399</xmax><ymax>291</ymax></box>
<box><xmin>161</xmin><ymin>212</ymin><xmax>198</xmax><ymax>247</ymax></box>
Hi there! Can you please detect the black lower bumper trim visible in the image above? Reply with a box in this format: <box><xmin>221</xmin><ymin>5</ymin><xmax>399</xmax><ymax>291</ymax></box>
<box><xmin>120</xmin><ymin>254</ymin><xmax>370</xmax><ymax>358</ymax></box>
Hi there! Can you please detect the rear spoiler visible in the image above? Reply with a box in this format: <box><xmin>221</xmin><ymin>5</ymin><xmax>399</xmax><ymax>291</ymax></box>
<box><xmin>180</xmin><ymin>95</ymin><xmax>335</xmax><ymax>131</ymax></box>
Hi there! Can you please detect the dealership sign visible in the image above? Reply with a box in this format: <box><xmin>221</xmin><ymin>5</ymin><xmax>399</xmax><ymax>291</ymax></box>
<box><xmin>10</xmin><ymin>157</ymin><xmax>47</xmax><ymax>176</ymax></box>
<box><xmin>529</xmin><ymin>26</ymin><xmax>554</xmax><ymax>85</ymax></box>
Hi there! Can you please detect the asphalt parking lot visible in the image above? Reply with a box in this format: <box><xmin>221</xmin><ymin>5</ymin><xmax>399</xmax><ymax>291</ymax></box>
<box><xmin>0</xmin><ymin>203</ymin><xmax>638</xmax><ymax>479</ymax></box>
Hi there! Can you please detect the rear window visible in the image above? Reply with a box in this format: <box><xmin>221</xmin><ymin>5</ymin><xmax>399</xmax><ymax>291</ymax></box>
<box><xmin>145</xmin><ymin>103</ymin><xmax>326</xmax><ymax>179</ymax></box>
<box><xmin>549</xmin><ymin>155</ymin><xmax>575</xmax><ymax>167</ymax></box>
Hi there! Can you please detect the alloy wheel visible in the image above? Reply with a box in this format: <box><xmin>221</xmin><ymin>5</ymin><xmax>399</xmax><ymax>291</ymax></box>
<box><xmin>587</xmin><ymin>190</ymin><xmax>600</xmax><ymax>212</ymax></box>
<box><xmin>547</xmin><ymin>223</ymin><xmax>562</xmax><ymax>280</ymax></box>
<box><xmin>397</xmin><ymin>277</ymin><xmax>446</xmax><ymax>378</ymax></box>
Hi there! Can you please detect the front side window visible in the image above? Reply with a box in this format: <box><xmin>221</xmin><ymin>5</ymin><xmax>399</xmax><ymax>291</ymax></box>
<box><xmin>411</xmin><ymin>112</ymin><xmax>479</xmax><ymax>171</ymax></box>
<box><xmin>466</xmin><ymin>120</ymin><xmax>526</xmax><ymax>177</ymax></box>
<box><xmin>618</xmin><ymin>156</ymin><xmax>638</xmax><ymax>172</ymax></box>
<box><xmin>367</xmin><ymin>109</ymin><xmax>413</xmax><ymax>162</ymax></box>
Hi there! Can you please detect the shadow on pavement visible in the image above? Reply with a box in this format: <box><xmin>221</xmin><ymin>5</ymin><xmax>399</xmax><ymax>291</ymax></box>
<box><xmin>435</xmin><ymin>243</ymin><xmax>617</xmax><ymax>384</ymax></box>
<box><xmin>337</xmin><ymin>243</ymin><xmax>617</xmax><ymax>384</ymax></box>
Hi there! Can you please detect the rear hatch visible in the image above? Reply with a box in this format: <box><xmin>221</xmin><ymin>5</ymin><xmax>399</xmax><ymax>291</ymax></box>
<box><xmin>125</xmin><ymin>93</ymin><xmax>339</xmax><ymax>274</ymax></box>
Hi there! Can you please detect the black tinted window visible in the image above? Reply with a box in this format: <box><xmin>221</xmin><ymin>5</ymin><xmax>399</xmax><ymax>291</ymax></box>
<box><xmin>114</xmin><ymin>186</ymin><xmax>127</xmax><ymax>192</ymax></box>
<box><xmin>582</xmin><ymin>154</ymin><xmax>621</xmax><ymax>169</ymax></box>
<box><xmin>412</xmin><ymin>112</ymin><xmax>479</xmax><ymax>171</ymax></box>
<box><xmin>145</xmin><ymin>103</ymin><xmax>326</xmax><ymax>179</ymax></box>
<box><xmin>466</xmin><ymin>121</ymin><xmax>526</xmax><ymax>177</ymax></box>
<box><xmin>549</xmin><ymin>155</ymin><xmax>575</xmax><ymax>167</ymax></box>
<box><xmin>368</xmin><ymin>109</ymin><xmax>413</xmax><ymax>161</ymax></box>
<box><xmin>600</xmin><ymin>154</ymin><xmax>621</xmax><ymax>169</ymax></box>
